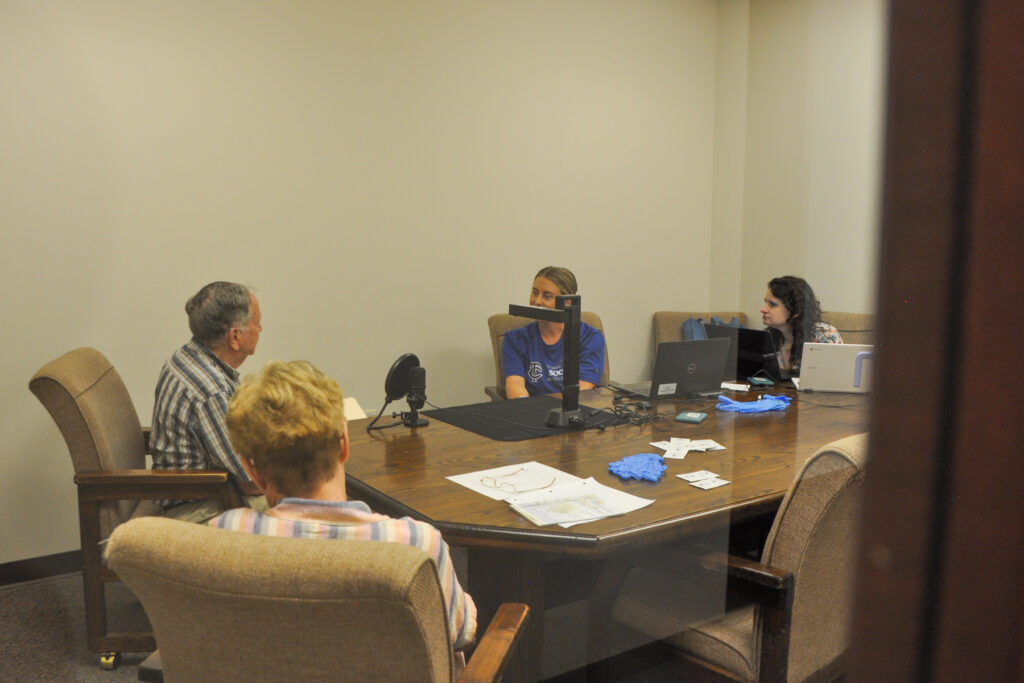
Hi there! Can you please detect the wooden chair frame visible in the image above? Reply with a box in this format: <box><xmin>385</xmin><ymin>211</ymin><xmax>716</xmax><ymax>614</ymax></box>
<box><xmin>74</xmin><ymin>469</ymin><xmax>239</xmax><ymax>662</ymax></box>
<box><xmin>29</xmin><ymin>347</ymin><xmax>242</xmax><ymax>669</ymax></box>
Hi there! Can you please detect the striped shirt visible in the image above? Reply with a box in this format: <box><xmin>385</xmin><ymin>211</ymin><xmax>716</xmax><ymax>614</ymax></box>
<box><xmin>151</xmin><ymin>339</ymin><xmax>249</xmax><ymax>483</ymax></box>
<box><xmin>210</xmin><ymin>499</ymin><xmax>477</xmax><ymax>649</ymax></box>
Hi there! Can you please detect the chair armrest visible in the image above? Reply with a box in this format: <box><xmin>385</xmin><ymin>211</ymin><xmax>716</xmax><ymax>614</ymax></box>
<box><xmin>75</xmin><ymin>469</ymin><xmax>231</xmax><ymax>486</ymax></box>
<box><xmin>75</xmin><ymin>469</ymin><xmax>242</xmax><ymax>509</ymax></box>
<box><xmin>700</xmin><ymin>551</ymin><xmax>792</xmax><ymax>591</ymax></box>
<box><xmin>484</xmin><ymin>385</ymin><xmax>505</xmax><ymax>402</ymax></box>
<box><xmin>700</xmin><ymin>551</ymin><xmax>795</xmax><ymax>616</ymax></box>
<box><xmin>459</xmin><ymin>602</ymin><xmax>529</xmax><ymax>683</ymax></box>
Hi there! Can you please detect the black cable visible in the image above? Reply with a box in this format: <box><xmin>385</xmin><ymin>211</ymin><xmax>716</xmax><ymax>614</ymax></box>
<box><xmin>366</xmin><ymin>399</ymin><xmax>409</xmax><ymax>432</ymax></box>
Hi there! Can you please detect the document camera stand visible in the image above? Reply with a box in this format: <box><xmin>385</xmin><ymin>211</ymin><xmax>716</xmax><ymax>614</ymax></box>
<box><xmin>508</xmin><ymin>294</ymin><xmax>584</xmax><ymax>428</ymax></box>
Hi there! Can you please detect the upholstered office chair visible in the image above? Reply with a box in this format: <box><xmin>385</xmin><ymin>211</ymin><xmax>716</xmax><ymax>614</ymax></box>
<box><xmin>820</xmin><ymin>311</ymin><xmax>876</xmax><ymax>345</ymax></box>
<box><xmin>652</xmin><ymin>311</ymin><xmax>749</xmax><ymax>348</ymax></box>
<box><xmin>106</xmin><ymin>517</ymin><xmax>529</xmax><ymax>683</ymax></box>
<box><xmin>28</xmin><ymin>347</ymin><xmax>240</xmax><ymax>669</ymax></box>
<box><xmin>597</xmin><ymin>433</ymin><xmax>867</xmax><ymax>682</ymax></box>
<box><xmin>485</xmin><ymin>312</ymin><xmax>611</xmax><ymax>400</ymax></box>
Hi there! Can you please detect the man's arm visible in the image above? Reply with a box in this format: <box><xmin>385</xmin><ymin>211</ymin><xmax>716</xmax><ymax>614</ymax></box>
<box><xmin>195</xmin><ymin>393</ymin><xmax>254</xmax><ymax>484</ymax></box>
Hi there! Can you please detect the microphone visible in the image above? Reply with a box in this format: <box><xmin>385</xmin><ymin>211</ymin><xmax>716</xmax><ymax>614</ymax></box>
<box><xmin>402</xmin><ymin>365</ymin><xmax>429</xmax><ymax>427</ymax></box>
<box><xmin>407</xmin><ymin>366</ymin><xmax>426</xmax><ymax>411</ymax></box>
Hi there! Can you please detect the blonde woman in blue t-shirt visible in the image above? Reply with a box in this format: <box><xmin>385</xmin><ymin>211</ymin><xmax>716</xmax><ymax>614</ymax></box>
<box><xmin>502</xmin><ymin>266</ymin><xmax>605</xmax><ymax>398</ymax></box>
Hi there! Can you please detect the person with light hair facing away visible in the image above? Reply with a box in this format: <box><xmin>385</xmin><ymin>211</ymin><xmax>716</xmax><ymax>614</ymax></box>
<box><xmin>502</xmin><ymin>266</ymin><xmax>605</xmax><ymax>398</ymax></box>
<box><xmin>209</xmin><ymin>360</ymin><xmax>477</xmax><ymax>654</ymax></box>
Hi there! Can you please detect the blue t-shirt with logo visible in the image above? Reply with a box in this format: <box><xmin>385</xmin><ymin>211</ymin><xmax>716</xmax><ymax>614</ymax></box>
<box><xmin>501</xmin><ymin>322</ymin><xmax>605</xmax><ymax>396</ymax></box>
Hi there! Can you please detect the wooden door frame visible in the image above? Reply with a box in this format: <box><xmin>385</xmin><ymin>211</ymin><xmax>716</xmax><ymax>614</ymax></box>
<box><xmin>850</xmin><ymin>1</ymin><xmax>1024</xmax><ymax>680</ymax></box>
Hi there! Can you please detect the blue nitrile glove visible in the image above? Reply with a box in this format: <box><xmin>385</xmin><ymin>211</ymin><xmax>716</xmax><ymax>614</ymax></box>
<box><xmin>716</xmin><ymin>394</ymin><xmax>792</xmax><ymax>413</ymax></box>
<box><xmin>608</xmin><ymin>453</ymin><xmax>667</xmax><ymax>482</ymax></box>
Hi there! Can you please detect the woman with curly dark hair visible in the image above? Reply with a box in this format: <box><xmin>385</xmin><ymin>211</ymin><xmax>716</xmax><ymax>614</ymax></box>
<box><xmin>761</xmin><ymin>276</ymin><xmax>842</xmax><ymax>376</ymax></box>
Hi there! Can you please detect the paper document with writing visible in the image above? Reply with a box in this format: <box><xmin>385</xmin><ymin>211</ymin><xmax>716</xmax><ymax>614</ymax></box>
<box><xmin>447</xmin><ymin>462</ymin><xmax>654</xmax><ymax>527</ymax></box>
<box><xmin>446</xmin><ymin>462</ymin><xmax>582</xmax><ymax>501</ymax></box>
<box><xmin>506</xmin><ymin>477</ymin><xmax>654</xmax><ymax>527</ymax></box>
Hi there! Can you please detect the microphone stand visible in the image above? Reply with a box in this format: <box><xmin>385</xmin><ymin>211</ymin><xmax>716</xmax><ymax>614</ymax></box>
<box><xmin>509</xmin><ymin>294</ymin><xmax>584</xmax><ymax>428</ymax></box>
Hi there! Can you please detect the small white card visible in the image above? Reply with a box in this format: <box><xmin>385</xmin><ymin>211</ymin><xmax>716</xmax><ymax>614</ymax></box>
<box><xmin>677</xmin><ymin>470</ymin><xmax>718</xmax><ymax>482</ymax></box>
<box><xmin>689</xmin><ymin>477</ymin><xmax>730</xmax><ymax>490</ymax></box>
<box><xmin>687</xmin><ymin>439</ymin><xmax>725</xmax><ymax>452</ymax></box>
<box><xmin>663</xmin><ymin>437</ymin><xmax>692</xmax><ymax>460</ymax></box>
<box><xmin>722</xmin><ymin>382</ymin><xmax>751</xmax><ymax>392</ymax></box>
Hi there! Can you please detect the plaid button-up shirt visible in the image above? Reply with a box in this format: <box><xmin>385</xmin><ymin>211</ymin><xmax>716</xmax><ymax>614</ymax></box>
<box><xmin>151</xmin><ymin>339</ymin><xmax>249</xmax><ymax>485</ymax></box>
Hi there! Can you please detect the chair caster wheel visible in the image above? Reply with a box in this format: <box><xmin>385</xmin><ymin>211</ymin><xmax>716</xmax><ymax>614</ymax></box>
<box><xmin>100</xmin><ymin>652</ymin><xmax>121</xmax><ymax>670</ymax></box>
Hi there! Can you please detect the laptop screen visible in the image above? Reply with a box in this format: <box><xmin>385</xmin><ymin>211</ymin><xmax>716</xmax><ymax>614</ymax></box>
<box><xmin>705</xmin><ymin>325</ymin><xmax>782</xmax><ymax>382</ymax></box>
<box><xmin>651</xmin><ymin>338</ymin><xmax>730</xmax><ymax>399</ymax></box>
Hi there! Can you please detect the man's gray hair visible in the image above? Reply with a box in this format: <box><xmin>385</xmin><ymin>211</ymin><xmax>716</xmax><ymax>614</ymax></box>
<box><xmin>186</xmin><ymin>282</ymin><xmax>253</xmax><ymax>349</ymax></box>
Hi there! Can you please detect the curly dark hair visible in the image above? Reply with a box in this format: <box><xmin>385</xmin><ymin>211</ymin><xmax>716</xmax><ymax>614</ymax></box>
<box><xmin>766</xmin><ymin>276</ymin><xmax>823</xmax><ymax>369</ymax></box>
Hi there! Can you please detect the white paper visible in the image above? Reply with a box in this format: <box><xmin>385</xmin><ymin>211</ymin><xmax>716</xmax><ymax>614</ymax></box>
<box><xmin>689</xmin><ymin>477</ymin><xmax>730</xmax><ymax>490</ymax></box>
<box><xmin>343</xmin><ymin>396</ymin><xmax>367</xmax><ymax>420</ymax></box>
<box><xmin>663</xmin><ymin>437</ymin><xmax>692</xmax><ymax>460</ymax></box>
<box><xmin>506</xmin><ymin>477</ymin><xmax>655</xmax><ymax>527</ymax></box>
<box><xmin>446</xmin><ymin>462</ymin><xmax>582</xmax><ymax>501</ymax></box>
<box><xmin>687</xmin><ymin>439</ymin><xmax>726</xmax><ymax>452</ymax></box>
<box><xmin>677</xmin><ymin>470</ymin><xmax>718</xmax><ymax>482</ymax></box>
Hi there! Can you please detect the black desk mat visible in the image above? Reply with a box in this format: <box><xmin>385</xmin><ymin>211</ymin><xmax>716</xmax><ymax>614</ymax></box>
<box><xmin>423</xmin><ymin>395</ymin><xmax>618</xmax><ymax>441</ymax></box>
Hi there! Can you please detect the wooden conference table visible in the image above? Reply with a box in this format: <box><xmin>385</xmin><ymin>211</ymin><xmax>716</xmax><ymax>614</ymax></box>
<box><xmin>344</xmin><ymin>387</ymin><xmax>868</xmax><ymax>680</ymax></box>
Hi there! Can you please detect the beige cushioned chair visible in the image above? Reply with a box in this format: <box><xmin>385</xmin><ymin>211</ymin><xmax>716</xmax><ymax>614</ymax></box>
<box><xmin>601</xmin><ymin>433</ymin><xmax>867</xmax><ymax>682</ymax></box>
<box><xmin>29</xmin><ymin>347</ymin><xmax>240</xmax><ymax>668</ymax></box>
<box><xmin>820</xmin><ymin>311</ymin><xmax>876</xmax><ymax>345</ymax></box>
<box><xmin>485</xmin><ymin>312</ymin><xmax>610</xmax><ymax>400</ymax></box>
<box><xmin>106</xmin><ymin>516</ymin><xmax>528</xmax><ymax>683</ymax></box>
<box><xmin>652</xmin><ymin>311</ymin><xmax>749</xmax><ymax>348</ymax></box>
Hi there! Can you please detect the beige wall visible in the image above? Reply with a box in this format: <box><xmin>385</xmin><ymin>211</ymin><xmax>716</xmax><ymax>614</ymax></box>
<box><xmin>738</xmin><ymin>0</ymin><xmax>885</xmax><ymax>322</ymax></box>
<box><xmin>0</xmin><ymin>0</ymin><xmax>884</xmax><ymax>564</ymax></box>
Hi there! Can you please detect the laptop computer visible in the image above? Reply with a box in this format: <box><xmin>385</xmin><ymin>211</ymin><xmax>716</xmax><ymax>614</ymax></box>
<box><xmin>610</xmin><ymin>337</ymin><xmax>730</xmax><ymax>400</ymax></box>
<box><xmin>705</xmin><ymin>324</ymin><xmax>783</xmax><ymax>382</ymax></box>
<box><xmin>793</xmin><ymin>343</ymin><xmax>874</xmax><ymax>393</ymax></box>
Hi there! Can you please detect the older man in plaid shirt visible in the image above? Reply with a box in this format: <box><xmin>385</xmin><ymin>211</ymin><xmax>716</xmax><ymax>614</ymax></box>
<box><xmin>151</xmin><ymin>281</ymin><xmax>267</xmax><ymax>523</ymax></box>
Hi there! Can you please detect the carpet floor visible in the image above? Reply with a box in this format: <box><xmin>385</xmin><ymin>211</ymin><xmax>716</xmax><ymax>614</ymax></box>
<box><xmin>0</xmin><ymin>572</ymin><xmax>150</xmax><ymax>682</ymax></box>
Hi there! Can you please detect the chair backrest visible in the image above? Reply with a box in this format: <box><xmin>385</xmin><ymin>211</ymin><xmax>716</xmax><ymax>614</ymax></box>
<box><xmin>820</xmin><ymin>310</ymin><xmax>876</xmax><ymax>345</ymax></box>
<box><xmin>29</xmin><ymin>347</ymin><xmax>148</xmax><ymax>533</ymax></box>
<box><xmin>106</xmin><ymin>516</ymin><xmax>455</xmax><ymax>682</ymax></box>
<box><xmin>487</xmin><ymin>311</ymin><xmax>610</xmax><ymax>399</ymax></box>
<box><xmin>759</xmin><ymin>432</ymin><xmax>867</xmax><ymax>682</ymax></box>
<box><xmin>652</xmin><ymin>311</ymin><xmax>749</xmax><ymax>348</ymax></box>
